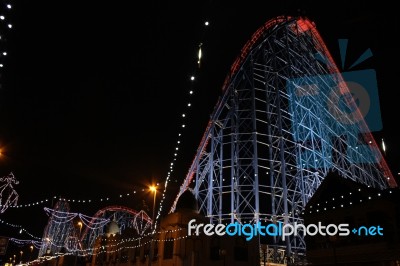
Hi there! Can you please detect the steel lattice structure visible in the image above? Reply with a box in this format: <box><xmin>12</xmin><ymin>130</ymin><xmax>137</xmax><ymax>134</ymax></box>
<box><xmin>171</xmin><ymin>16</ymin><xmax>397</xmax><ymax>262</ymax></box>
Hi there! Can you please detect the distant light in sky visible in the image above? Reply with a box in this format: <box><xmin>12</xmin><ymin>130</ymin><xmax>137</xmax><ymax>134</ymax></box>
<box><xmin>182</xmin><ymin>124</ymin><xmax>185</xmax><ymax>128</ymax></box>
<box><xmin>0</xmin><ymin>16</ymin><xmax>4</xmax><ymax>20</ymax></box>
<box><xmin>189</xmin><ymin>91</ymin><xmax>193</xmax><ymax>94</ymax></box>
<box><xmin>188</xmin><ymin>103</ymin><xmax>191</xmax><ymax>107</ymax></box>
<box><xmin>2</xmin><ymin>52</ymin><xmax>6</xmax><ymax>56</ymax></box>
<box><xmin>7</xmin><ymin>4</ymin><xmax>11</xmax><ymax>9</ymax></box>
<box><xmin>205</xmin><ymin>21</ymin><xmax>209</xmax><ymax>26</ymax></box>
<box><xmin>0</xmin><ymin>64</ymin><xmax>3</xmax><ymax>67</ymax></box>
<box><xmin>7</xmin><ymin>24</ymin><xmax>12</xmax><ymax>28</ymax></box>
<box><xmin>182</xmin><ymin>114</ymin><xmax>185</xmax><ymax>117</ymax></box>
<box><xmin>190</xmin><ymin>76</ymin><xmax>195</xmax><ymax>81</ymax></box>
<box><xmin>381</xmin><ymin>138</ymin><xmax>386</xmax><ymax>152</ymax></box>
<box><xmin>197</xmin><ymin>44</ymin><xmax>203</xmax><ymax>68</ymax></box>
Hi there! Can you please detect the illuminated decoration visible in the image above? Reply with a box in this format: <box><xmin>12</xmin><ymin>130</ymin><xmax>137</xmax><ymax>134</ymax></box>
<box><xmin>8</xmin><ymin>199</ymin><xmax>49</xmax><ymax>208</ymax></box>
<box><xmin>80</xmin><ymin>206</ymin><xmax>152</xmax><ymax>252</ymax></box>
<box><xmin>9</xmin><ymin>238</ymin><xmax>43</xmax><ymax>249</ymax></box>
<box><xmin>43</xmin><ymin>207</ymin><xmax>109</xmax><ymax>229</ymax></box>
<box><xmin>39</xmin><ymin>202</ymin><xmax>152</xmax><ymax>257</ymax></box>
<box><xmin>0</xmin><ymin>172</ymin><xmax>19</xmax><ymax>213</ymax></box>
<box><xmin>170</xmin><ymin>16</ymin><xmax>396</xmax><ymax>263</ymax></box>
<box><xmin>39</xmin><ymin>200</ymin><xmax>73</xmax><ymax>257</ymax></box>
<box><xmin>8</xmin><ymin>188</ymin><xmax>153</xmax><ymax>209</ymax></box>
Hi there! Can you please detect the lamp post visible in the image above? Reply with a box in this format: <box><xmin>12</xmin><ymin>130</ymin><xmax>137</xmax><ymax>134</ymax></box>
<box><xmin>78</xmin><ymin>221</ymin><xmax>83</xmax><ymax>236</ymax></box>
<box><xmin>19</xmin><ymin>251</ymin><xmax>23</xmax><ymax>264</ymax></box>
<box><xmin>149</xmin><ymin>185</ymin><xmax>157</xmax><ymax>228</ymax></box>
<box><xmin>29</xmin><ymin>245</ymin><xmax>34</xmax><ymax>262</ymax></box>
<box><xmin>74</xmin><ymin>221</ymin><xmax>83</xmax><ymax>266</ymax></box>
<box><xmin>148</xmin><ymin>185</ymin><xmax>157</xmax><ymax>266</ymax></box>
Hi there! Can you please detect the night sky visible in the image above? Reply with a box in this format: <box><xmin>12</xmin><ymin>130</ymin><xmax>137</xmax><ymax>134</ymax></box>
<box><xmin>0</xmin><ymin>0</ymin><xmax>399</xmax><ymax>240</ymax></box>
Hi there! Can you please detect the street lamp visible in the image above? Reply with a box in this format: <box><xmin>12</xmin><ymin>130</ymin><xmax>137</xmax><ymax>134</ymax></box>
<box><xmin>29</xmin><ymin>245</ymin><xmax>34</xmax><ymax>262</ymax></box>
<box><xmin>78</xmin><ymin>221</ymin><xmax>83</xmax><ymax>235</ymax></box>
<box><xmin>19</xmin><ymin>250</ymin><xmax>23</xmax><ymax>264</ymax></box>
<box><xmin>74</xmin><ymin>221</ymin><xmax>83</xmax><ymax>266</ymax></box>
<box><xmin>148</xmin><ymin>185</ymin><xmax>157</xmax><ymax>266</ymax></box>
<box><xmin>149</xmin><ymin>185</ymin><xmax>157</xmax><ymax>228</ymax></box>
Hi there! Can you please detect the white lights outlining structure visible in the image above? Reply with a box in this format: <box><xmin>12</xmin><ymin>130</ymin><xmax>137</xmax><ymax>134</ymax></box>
<box><xmin>0</xmin><ymin>172</ymin><xmax>19</xmax><ymax>213</ymax></box>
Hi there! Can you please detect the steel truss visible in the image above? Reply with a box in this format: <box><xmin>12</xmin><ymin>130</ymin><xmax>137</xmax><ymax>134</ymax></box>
<box><xmin>171</xmin><ymin>16</ymin><xmax>396</xmax><ymax>263</ymax></box>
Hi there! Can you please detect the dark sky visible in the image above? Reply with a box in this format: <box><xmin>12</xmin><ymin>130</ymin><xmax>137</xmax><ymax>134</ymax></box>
<box><xmin>0</xmin><ymin>0</ymin><xmax>399</xmax><ymax>240</ymax></box>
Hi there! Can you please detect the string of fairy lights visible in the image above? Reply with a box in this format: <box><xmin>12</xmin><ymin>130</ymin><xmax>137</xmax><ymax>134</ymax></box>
<box><xmin>7</xmin><ymin>231</ymin><xmax>194</xmax><ymax>264</ymax></box>
<box><xmin>6</xmin><ymin>226</ymin><xmax>187</xmax><ymax>255</ymax></box>
<box><xmin>305</xmin><ymin>187</ymin><xmax>394</xmax><ymax>214</ymax></box>
<box><xmin>152</xmin><ymin>19</ymin><xmax>212</xmax><ymax>232</ymax></box>
<box><xmin>2</xmin><ymin>186</ymin><xmax>160</xmax><ymax>209</ymax></box>
<box><xmin>0</xmin><ymin>218</ymin><xmax>42</xmax><ymax>240</ymax></box>
<box><xmin>0</xmin><ymin>1</ymin><xmax>12</xmax><ymax>72</ymax></box>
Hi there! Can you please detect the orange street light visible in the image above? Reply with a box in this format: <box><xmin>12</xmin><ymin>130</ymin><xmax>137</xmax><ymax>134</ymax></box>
<box><xmin>29</xmin><ymin>245</ymin><xmax>34</xmax><ymax>262</ymax></box>
<box><xmin>149</xmin><ymin>185</ymin><xmax>157</xmax><ymax>226</ymax></box>
<box><xmin>148</xmin><ymin>184</ymin><xmax>158</xmax><ymax>266</ymax></box>
<box><xmin>77</xmin><ymin>221</ymin><xmax>83</xmax><ymax>233</ymax></box>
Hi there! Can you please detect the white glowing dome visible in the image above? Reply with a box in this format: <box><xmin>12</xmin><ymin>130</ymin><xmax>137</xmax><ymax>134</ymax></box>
<box><xmin>106</xmin><ymin>220</ymin><xmax>119</xmax><ymax>237</ymax></box>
